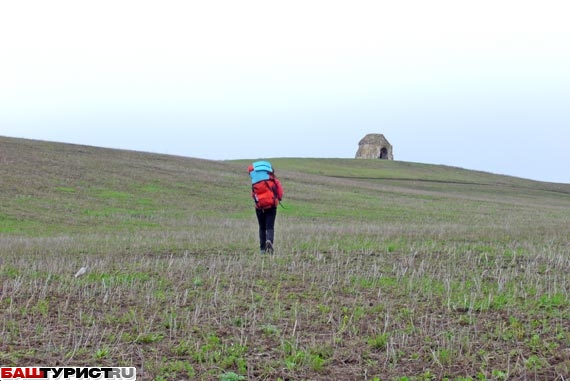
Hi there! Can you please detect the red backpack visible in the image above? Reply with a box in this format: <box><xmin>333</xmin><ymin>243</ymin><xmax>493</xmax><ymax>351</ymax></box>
<box><xmin>252</xmin><ymin>176</ymin><xmax>279</xmax><ymax>209</ymax></box>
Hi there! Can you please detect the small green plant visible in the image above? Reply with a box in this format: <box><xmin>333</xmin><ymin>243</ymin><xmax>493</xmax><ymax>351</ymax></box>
<box><xmin>219</xmin><ymin>372</ymin><xmax>245</xmax><ymax>381</ymax></box>
<box><xmin>308</xmin><ymin>352</ymin><xmax>327</xmax><ymax>372</ymax></box>
<box><xmin>94</xmin><ymin>348</ymin><xmax>110</xmax><ymax>360</ymax></box>
<box><xmin>368</xmin><ymin>333</ymin><xmax>389</xmax><ymax>350</ymax></box>
<box><xmin>260</xmin><ymin>324</ymin><xmax>280</xmax><ymax>335</ymax></box>
<box><xmin>436</xmin><ymin>348</ymin><xmax>453</xmax><ymax>365</ymax></box>
<box><xmin>32</xmin><ymin>300</ymin><xmax>49</xmax><ymax>317</ymax></box>
<box><xmin>193</xmin><ymin>334</ymin><xmax>222</xmax><ymax>363</ymax></box>
<box><xmin>491</xmin><ymin>369</ymin><xmax>508</xmax><ymax>380</ymax></box>
<box><xmin>525</xmin><ymin>355</ymin><xmax>546</xmax><ymax>371</ymax></box>
<box><xmin>135</xmin><ymin>332</ymin><xmax>164</xmax><ymax>344</ymax></box>
<box><xmin>173</xmin><ymin>340</ymin><xmax>193</xmax><ymax>356</ymax></box>
<box><xmin>156</xmin><ymin>360</ymin><xmax>195</xmax><ymax>380</ymax></box>
<box><xmin>420</xmin><ymin>370</ymin><xmax>436</xmax><ymax>380</ymax></box>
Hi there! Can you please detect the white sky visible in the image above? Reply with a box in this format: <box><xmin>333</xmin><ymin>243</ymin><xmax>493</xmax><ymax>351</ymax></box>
<box><xmin>1</xmin><ymin>0</ymin><xmax>569</xmax><ymax>183</ymax></box>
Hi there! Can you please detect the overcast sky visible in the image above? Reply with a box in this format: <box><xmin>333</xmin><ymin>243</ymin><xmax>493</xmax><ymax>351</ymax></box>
<box><xmin>1</xmin><ymin>1</ymin><xmax>569</xmax><ymax>183</ymax></box>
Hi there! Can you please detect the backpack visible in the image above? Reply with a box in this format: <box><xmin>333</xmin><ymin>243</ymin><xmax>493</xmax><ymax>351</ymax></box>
<box><xmin>250</xmin><ymin>161</ymin><xmax>279</xmax><ymax>209</ymax></box>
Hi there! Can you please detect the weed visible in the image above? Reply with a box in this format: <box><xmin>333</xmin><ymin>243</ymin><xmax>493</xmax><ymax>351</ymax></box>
<box><xmin>368</xmin><ymin>333</ymin><xmax>389</xmax><ymax>350</ymax></box>
<box><xmin>94</xmin><ymin>348</ymin><xmax>110</xmax><ymax>360</ymax></box>
<box><xmin>260</xmin><ymin>324</ymin><xmax>280</xmax><ymax>335</ymax></box>
<box><xmin>156</xmin><ymin>360</ymin><xmax>196</xmax><ymax>380</ymax></box>
<box><xmin>525</xmin><ymin>355</ymin><xmax>547</xmax><ymax>371</ymax></box>
<box><xmin>219</xmin><ymin>372</ymin><xmax>245</xmax><ymax>381</ymax></box>
<box><xmin>491</xmin><ymin>369</ymin><xmax>508</xmax><ymax>380</ymax></box>
<box><xmin>135</xmin><ymin>332</ymin><xmax>164</xmax><ymax>344</ymax></box>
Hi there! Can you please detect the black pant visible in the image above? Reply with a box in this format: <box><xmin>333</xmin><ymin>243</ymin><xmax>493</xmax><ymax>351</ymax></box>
<box><xmin>255</xmin><ymin>207</ymin><xmax>277</xmax><ymax>250</ymax></box>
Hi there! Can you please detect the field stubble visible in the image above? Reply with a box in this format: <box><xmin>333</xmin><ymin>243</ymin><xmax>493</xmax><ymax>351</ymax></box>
<box><xmin>2</xmin><ymin>139</ymin><xmax>570</xmax><ymax>380</ymax></box>
<box><xmin>1</xmin><ymin>220</ymin><xmax>570</xmax><ymax>380</ymax></box>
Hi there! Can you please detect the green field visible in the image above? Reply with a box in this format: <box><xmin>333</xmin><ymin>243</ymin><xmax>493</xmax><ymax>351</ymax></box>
<box><xmin>1</xmin><ymin>135</ymin><xmax>569</xmax><ymax>380</ymax></box>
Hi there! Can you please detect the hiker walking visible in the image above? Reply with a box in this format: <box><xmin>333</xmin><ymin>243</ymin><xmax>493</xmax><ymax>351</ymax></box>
<box><xmin>248</xmin><ymin>161</ymin><xmax>284</xmax><ymax>254</ymax></box>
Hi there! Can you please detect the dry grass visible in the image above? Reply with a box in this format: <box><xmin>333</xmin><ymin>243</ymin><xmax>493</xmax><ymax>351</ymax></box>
<box><xmin>1</xmin><ymin>136</ymin><xmax>570</xmax><ymax>380</ymax></box>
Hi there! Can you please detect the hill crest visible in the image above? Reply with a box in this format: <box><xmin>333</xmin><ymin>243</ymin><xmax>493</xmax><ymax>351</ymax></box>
<box><xmin>2</xmin><ymin>134</ymin><xmax>570</xmax><ymax>237</ymax></box>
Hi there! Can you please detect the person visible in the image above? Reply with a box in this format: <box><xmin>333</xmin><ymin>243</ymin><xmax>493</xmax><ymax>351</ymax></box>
<box><xmin>248</xmin><ymin>163</ymin><xmax>284</xmax><ymax>254</ymax></box>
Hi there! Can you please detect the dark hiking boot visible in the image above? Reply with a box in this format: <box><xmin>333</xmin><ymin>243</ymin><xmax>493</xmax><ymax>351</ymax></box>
<box><xmin>265</xmin><ymin>240</ymin><xmax>274</xmax><ymax>254</ymax></box>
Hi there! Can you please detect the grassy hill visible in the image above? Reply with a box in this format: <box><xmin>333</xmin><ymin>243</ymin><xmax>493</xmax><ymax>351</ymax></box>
<box><xmin>1</xmin><ymin>135</ymin><xmax>570</xmax><ymax>380</ymax></box>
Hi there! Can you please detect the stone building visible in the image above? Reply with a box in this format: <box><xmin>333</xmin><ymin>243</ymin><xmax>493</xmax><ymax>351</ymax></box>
<box><xmin>355</xmin><ymin>134</ymin><xmax>393</xmax><ymax>160</ymax></box>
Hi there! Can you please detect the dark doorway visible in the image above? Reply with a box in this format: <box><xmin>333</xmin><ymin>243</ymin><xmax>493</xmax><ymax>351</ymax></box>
<box><xmin>379</xmin><ymin>147</ymin><xmax>389</xmax><ymax>159</ymax></box>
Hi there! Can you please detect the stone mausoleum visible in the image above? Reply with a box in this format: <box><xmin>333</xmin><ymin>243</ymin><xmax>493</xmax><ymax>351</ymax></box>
<box><xmin>355</xmin><ymin>134</ymin><xmax>393</xmax><ymax>160</ymax></box>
